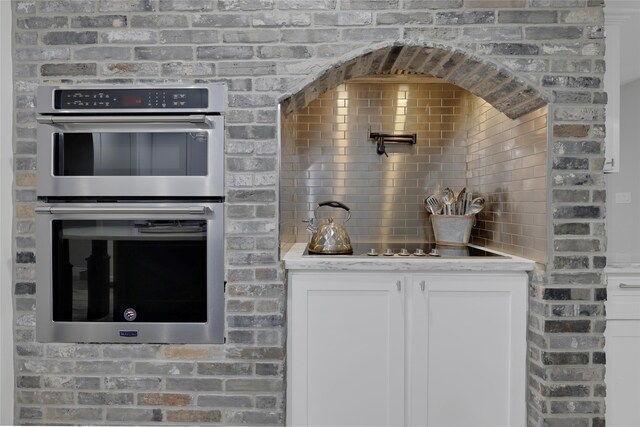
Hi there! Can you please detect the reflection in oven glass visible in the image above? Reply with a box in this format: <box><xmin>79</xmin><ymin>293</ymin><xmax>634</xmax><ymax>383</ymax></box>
<box><xmin>52</xmin><ymin>220</ymin><xmax>208</xmax><ymax>323</ymax></box>
<box><xmin>71</xmin><ymin>276</ymin><xmax>113</xmax><ymax>322</ymax></box>
<box><xmin>53</xmin><ymin>131</ymin><xmax>208</xmax><ymax>177</ymax></box>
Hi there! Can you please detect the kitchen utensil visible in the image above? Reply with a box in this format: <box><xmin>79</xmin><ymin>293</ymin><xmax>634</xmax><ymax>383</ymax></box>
<box><xmin>307</xmin><ymin>200</ymin><xmax>353</xmax><ymax>255</ymax></box>
<box><xmin>442</xmin><ymin>187</ymin><xmax>455</xmax><ymax>215</ymax></box>
<box><xmin>466</xmin><ymin>197</ymin><xmax>485</xmax><ymax>216</ymax></box>
<box><xmin>455</xmin><ymin>187</ymin><xmax>466</xmax><ymax>215</ymax></box>
<box><xmin>464</xmin><ymin>192</ymin><xmax>473</xmax><ymax>215</ymax></box>
<box><xmin>424</xmin><ymin>195</ymin><xmax>443</xmax><ymax>215</ymax></box>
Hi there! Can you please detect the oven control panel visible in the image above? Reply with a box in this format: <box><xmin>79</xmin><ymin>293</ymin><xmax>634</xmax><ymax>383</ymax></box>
<box><xmin>53</xmin><ymin>88</ymin><xmax>209</xmax><ymax>110</ymax></box>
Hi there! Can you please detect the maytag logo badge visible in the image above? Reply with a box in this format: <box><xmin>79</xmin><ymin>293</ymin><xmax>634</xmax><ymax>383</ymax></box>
<box><xmin>119</xmin><ymin>330</ymin><xmax>138</xmax><ymax>337</ymax></box>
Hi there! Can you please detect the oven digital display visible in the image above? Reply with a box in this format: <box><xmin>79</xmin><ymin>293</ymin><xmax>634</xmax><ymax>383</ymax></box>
<box><xmin>122</xmin><ymin>95</ymin><xmax>143</xmax><ymax>107</ymax></box>
<box><xmin>53</xmin><ymin>88</ymin><xmax>209</xmax><ymax>110</ymax></box>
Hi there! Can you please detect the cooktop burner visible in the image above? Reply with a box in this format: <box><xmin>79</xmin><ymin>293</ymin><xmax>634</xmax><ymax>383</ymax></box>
<box><xmin>305</xmin><ymin>243</ymin><xmax>507</xmax><ymax>258</ymax></box>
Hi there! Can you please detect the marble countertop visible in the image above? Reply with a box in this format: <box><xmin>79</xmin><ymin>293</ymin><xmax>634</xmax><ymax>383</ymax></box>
<box><xmin>282</xmin><ymin>243</ymin><xmax>536</xmax><ymax>272</ymax></box>
<box><xmin>605</xmin><ymin>263</ymin><xmax>640</xmax><ymax>273</ymax></box>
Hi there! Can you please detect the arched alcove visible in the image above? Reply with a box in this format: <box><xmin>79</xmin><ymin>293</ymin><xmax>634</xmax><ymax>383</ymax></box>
<box><xmin>279</xmin><ymin>42</ymin><xmax>549</xmax><ymax>263</ymax></box>
<box><xmin>280</xmin><ymin>42</ymin><xmax>549</xmax><ymax>120</ymax></box>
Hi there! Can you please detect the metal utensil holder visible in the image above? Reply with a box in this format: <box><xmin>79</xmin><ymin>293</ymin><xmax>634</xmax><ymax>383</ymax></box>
<box><xmin>430</xmin><ymin>215</ymin><xmax>475</xmax><ymax>247</ymax></box>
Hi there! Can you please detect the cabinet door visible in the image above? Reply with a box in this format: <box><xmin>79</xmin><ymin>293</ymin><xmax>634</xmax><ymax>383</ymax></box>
<box><xmin>409</xmin><ymin>273</ymin><xmax>527</xmax><ymax>427</ymax></box>
<box><xmin>605</xmin><ymin>274</ymin><xmax>640</xmax><ymax>320</ymax></box>
<box><xmin>287</xmin><ymin>273</ymin><xmax>405</xmax><ymax>427</ymax></box>
<box><xmin>605</xmin><ymin>321</ymin><xmax>640</xmax><ymax>427</ymax></box>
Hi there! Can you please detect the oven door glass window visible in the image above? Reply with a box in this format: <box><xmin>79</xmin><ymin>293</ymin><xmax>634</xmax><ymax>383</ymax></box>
<box><xmin>52</xmin><ymin>131</ymin><xmax>208</xmax><ymax>177</ymax></box>
<box><xmin>51</xmin><ymin>219</ymin><xmax>207</xmax><ymax>323</ymax></box>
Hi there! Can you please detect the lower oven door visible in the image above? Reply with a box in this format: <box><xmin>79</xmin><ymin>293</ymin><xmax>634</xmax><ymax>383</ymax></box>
<box><xmin>35</xmin><ymin>202</ymin><xmax>224</xmax><ymax>343</ymax></box>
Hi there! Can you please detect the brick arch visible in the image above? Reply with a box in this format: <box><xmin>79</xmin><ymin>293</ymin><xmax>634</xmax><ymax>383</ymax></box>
<box><xmin>280</xmin><ymin>41</ymin><xmax>550</xmax><ymax>119</ymax></box>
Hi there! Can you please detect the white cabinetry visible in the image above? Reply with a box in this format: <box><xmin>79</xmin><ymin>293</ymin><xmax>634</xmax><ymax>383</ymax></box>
<box><xmin>603</xmin><ymin>3</ymin><xmax>640</xmax><ymax>173</ymax></box>
<box><xmin>603</xmin><ymin>16</ymin><xmax>621</xmax><ymax>173</ymax></box>
<box><xmin>605</xmin><ymin>268</ymin><xmax>640</xmax><ymax>427</ymax></box>
<box><xmin>286</xmin><ymin>269</ymin><xmax>528</xmax><ymax>427</ymax></box>
<box><xmin>408</xmin><ymin>274</ymin><xmax>527</xmax><ymax>427</ymax></box>
<box><xmin>287</xmin><ymin>273</ymin><xmax>405</xmax><ymax>427</ymax></box>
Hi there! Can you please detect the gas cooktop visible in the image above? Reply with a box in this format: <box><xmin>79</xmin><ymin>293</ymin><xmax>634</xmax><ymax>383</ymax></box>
<box><xmin>305</xmin><ymin>243</ymin><xmax>507</xmax><ymax>258</ymax></box>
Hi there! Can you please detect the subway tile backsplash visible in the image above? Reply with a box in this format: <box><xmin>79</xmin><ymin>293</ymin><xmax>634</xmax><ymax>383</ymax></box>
<box><xmin>467</xmin><ymin>100</ymin><xmax>548</xmax><ymax>262</ymax></box>
<box><xmin>280</xmin><ymin>78</ymin><xmax>547</xmax><ymax>262</ymax></box>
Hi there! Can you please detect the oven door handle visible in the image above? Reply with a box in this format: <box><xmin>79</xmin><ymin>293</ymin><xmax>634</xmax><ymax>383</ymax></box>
<box><xmin>35</xmin><ymin>206</ymin><xmax>209</xmax><ymax>215</ymax></box>
<box><xmin>37</xmin><ymin>115</ymin><xmax>213</xmax><ymax>125</ymax></box>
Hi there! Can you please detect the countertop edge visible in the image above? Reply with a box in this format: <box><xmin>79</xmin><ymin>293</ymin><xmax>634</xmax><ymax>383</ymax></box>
<box><xmin>282</xmin><ymin>243</ymin><xmax>536</xmax><ymax>272</ymax></box>
<box><xmin>605</xmin><ymin>263</ymin><xmax>640</xmax><ymax>273</ymax></box>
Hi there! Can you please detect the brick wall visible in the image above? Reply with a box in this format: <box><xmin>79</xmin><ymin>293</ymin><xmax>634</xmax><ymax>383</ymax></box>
<box><xmin>11</xmin><ymin>0</ymin><xmax>606</xmax><ymax>426</ymax></box>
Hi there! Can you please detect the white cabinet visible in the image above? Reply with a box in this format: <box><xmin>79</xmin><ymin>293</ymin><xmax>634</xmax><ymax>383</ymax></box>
<box><xmin>603</xmin><ymin>4</ymin><xmax>640</xmax><ymax>173</ymax></box>
<box><xmin>287</xmin><ymin>273</ymin><xmax>406</xmax><ymax>427</ymax></box>
<box><xmin>605</xmin><ymin>322</ymin><xmax>640</xmax><ymax>426</ymax></box>
<box><xmin>286</xmin><ymin>270</ymin><xmax>528</xmax><ymax>427</ymax></box>
<box><xmin>603</xmin><ymin>17</ymin><xmax>621</xmax><ymax>173</ymax></box>
<box><xmin>605</xmin><ymin>269</ymin><xmax>640</xmax><ymax>427</ymax></box>
<box><xmin>408</xmin><ymin>274</ymin><xmax>527</xmax><ymax>427</ymax></box>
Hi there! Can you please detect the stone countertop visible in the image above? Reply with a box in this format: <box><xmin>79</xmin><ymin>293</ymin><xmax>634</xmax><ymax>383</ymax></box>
<box><xmin>605</xmin><ymin>263</ymin><xmax>640</xmax><ymax>273</ymax></box>
<box><xmin>282</xmin><ymin>243</ymin><xmax>536</xmax><ymax>272</ymax></box>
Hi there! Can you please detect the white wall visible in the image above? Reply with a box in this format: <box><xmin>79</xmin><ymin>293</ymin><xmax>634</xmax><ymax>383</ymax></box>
<box><xmin>606</xmin><ymin>78</ymin><xmax>640</xmax><ymax>263</ymax></box>
<box><xmin>0</xmin><ymin>0</ymin><xmax>14</xmax><ymax>424</ymax></box>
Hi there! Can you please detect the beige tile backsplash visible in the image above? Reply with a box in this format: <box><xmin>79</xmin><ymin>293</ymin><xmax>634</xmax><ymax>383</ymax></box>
<box><xmin>280</xmin><ymin>78</ymin><xmax>548</xmax><ymax>262</ymax></box>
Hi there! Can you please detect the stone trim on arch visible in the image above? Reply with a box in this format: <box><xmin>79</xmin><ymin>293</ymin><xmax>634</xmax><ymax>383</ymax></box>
<box><xmin>279</xmin><ymin>41</ymin><xmax>550</xmax><ymax>120</ymax></box>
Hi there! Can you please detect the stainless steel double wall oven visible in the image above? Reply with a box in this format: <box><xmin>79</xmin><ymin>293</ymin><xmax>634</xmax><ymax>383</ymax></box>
<box><xmin>36</xmin><ymin>84</ymin><xmax>226</xmax><ymax>343</ymax></box>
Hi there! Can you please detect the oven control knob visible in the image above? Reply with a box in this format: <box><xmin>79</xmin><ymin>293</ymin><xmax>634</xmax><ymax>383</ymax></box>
<box><xmin>384</xmin><ymin>248</ymin><xmax>394</xmax><ymax>256</ymax></box>
<box><xmin>399</xmin><ymin>248</ymin><xmax>410</xmax><ymax>256</ymax></box>
<box><xmin>124</xmin><ymin>308</ymin><xmax>137</xmax><ymax>322</ymax></box>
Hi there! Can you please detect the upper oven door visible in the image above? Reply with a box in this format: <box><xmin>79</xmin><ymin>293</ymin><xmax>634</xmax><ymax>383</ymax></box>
<box><xmin>36</xmin><ymin>115</ymin><xmax>224</xmax><ymax>199</ymax></box>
